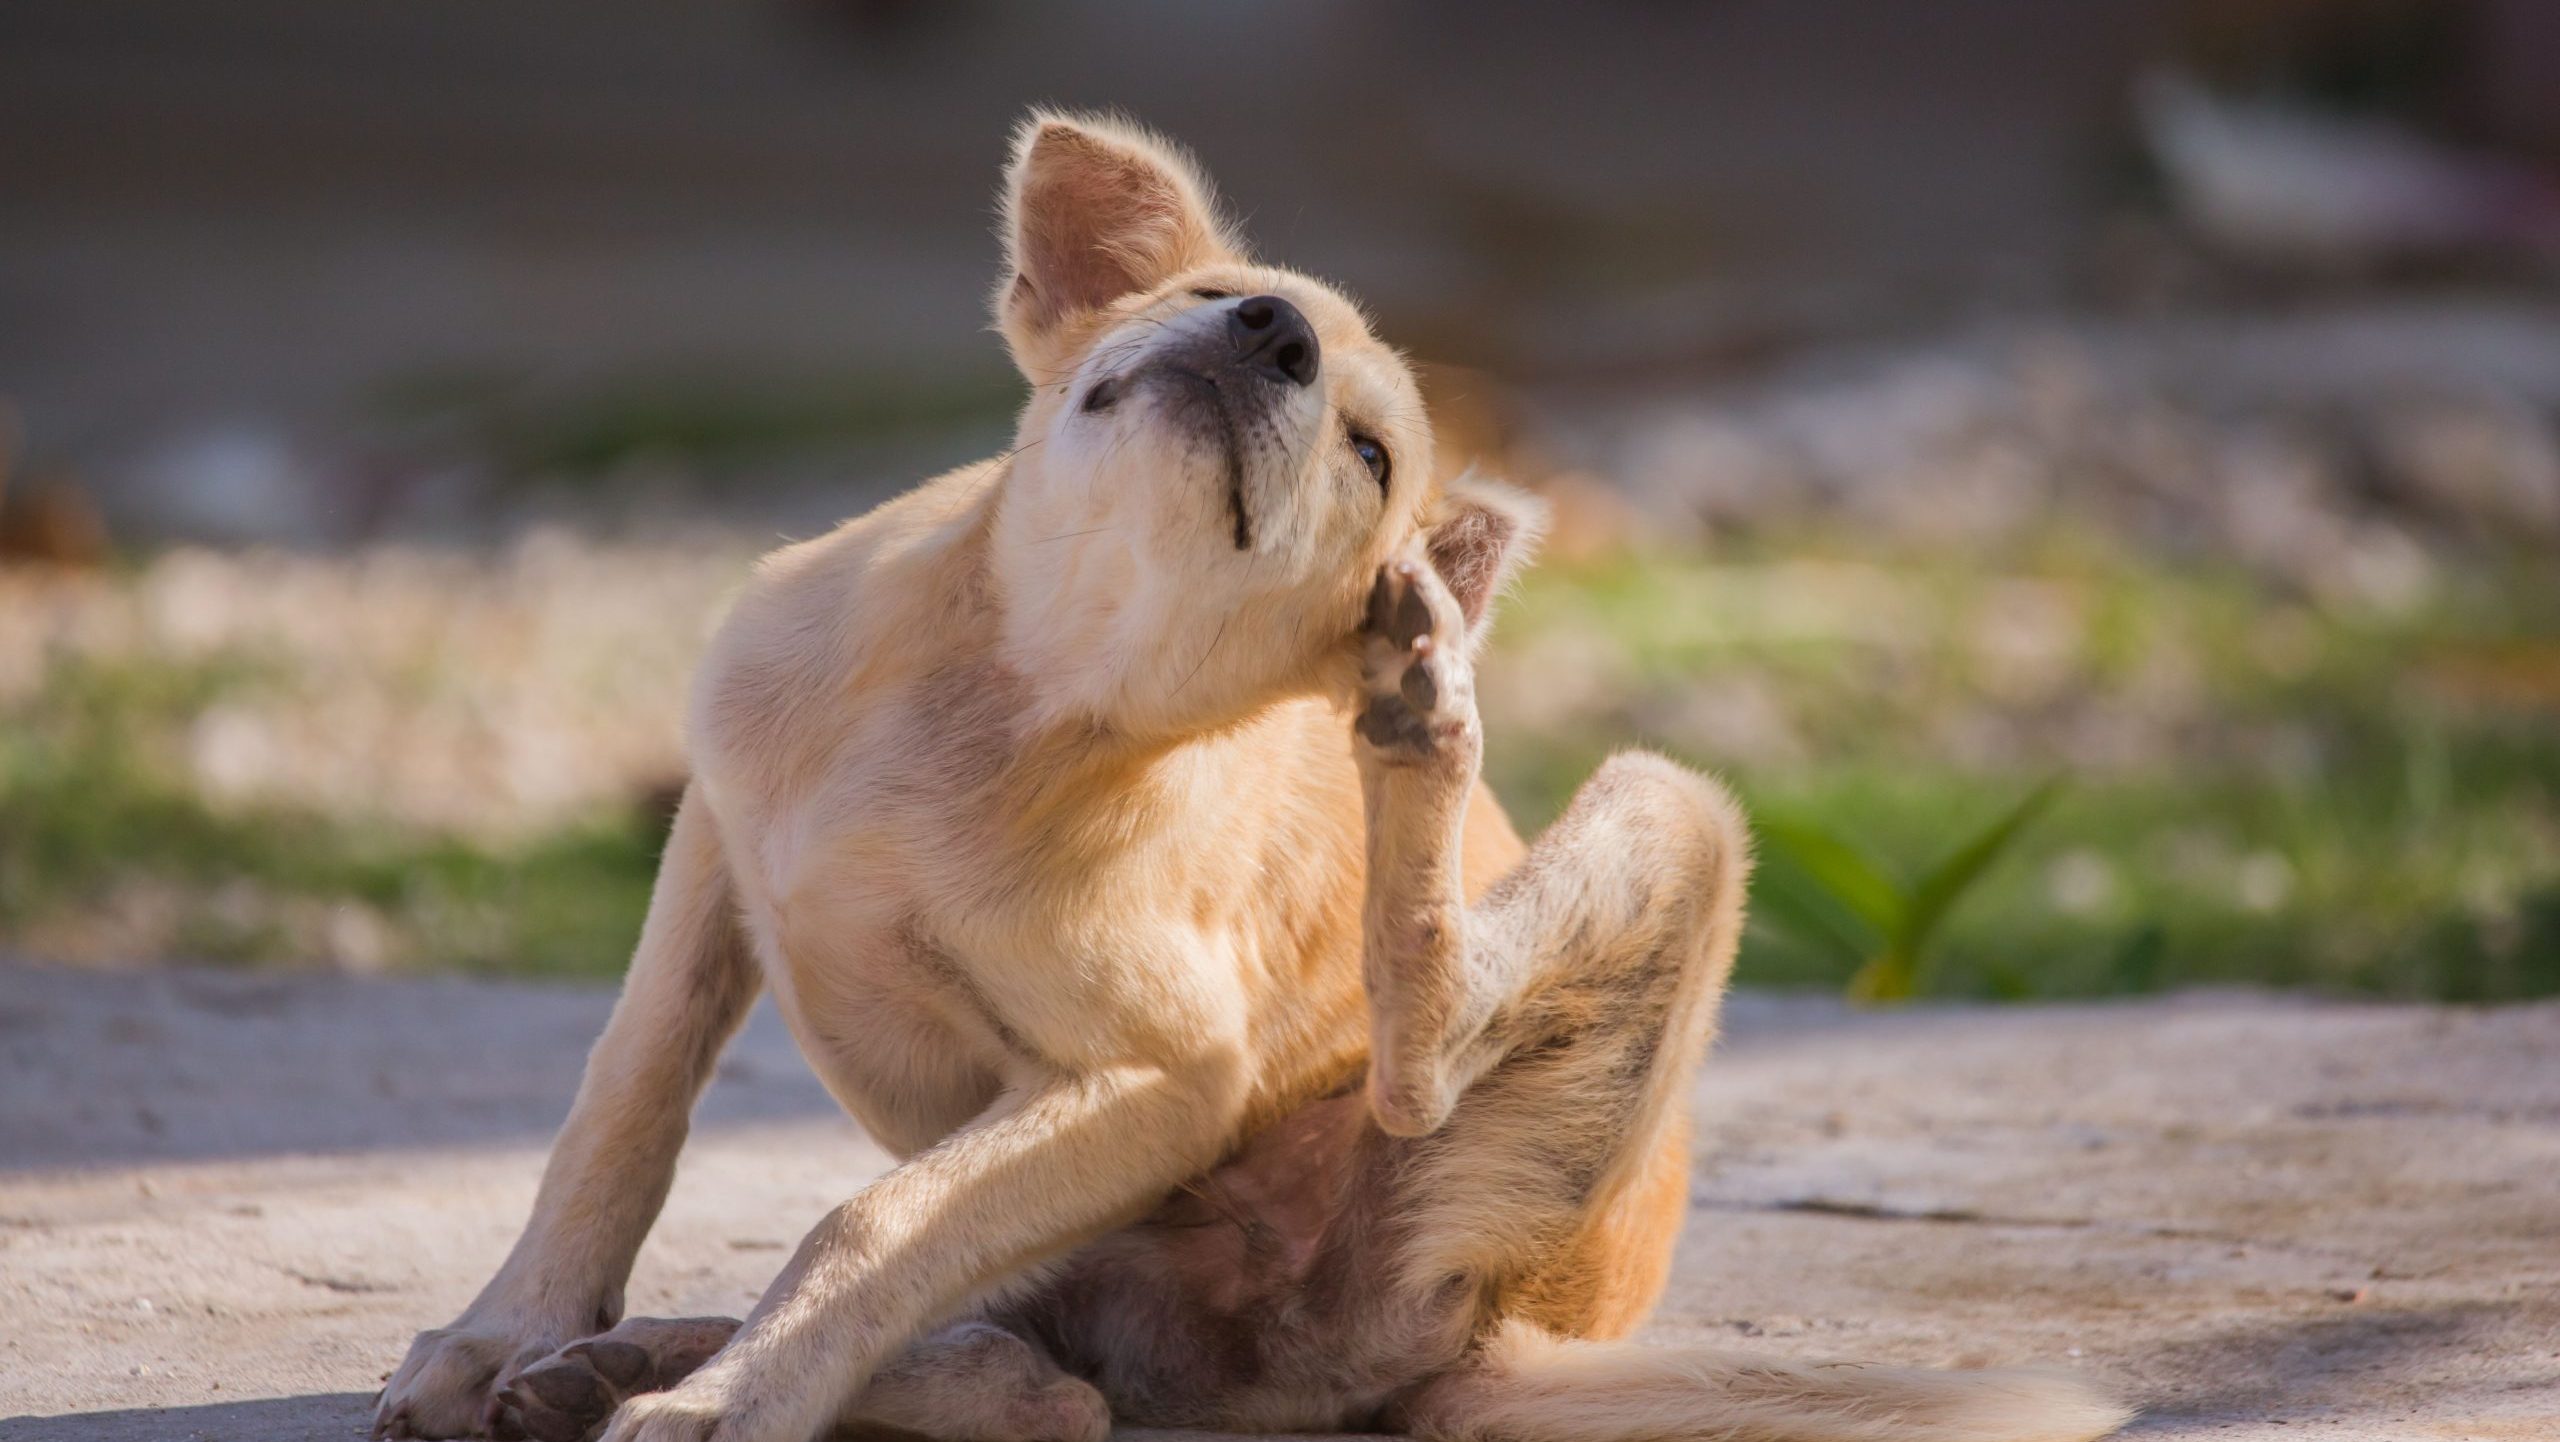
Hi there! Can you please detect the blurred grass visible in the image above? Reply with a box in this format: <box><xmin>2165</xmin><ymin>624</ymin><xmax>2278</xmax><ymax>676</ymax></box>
<box><xmin>1482</xmin><ymin>533</ymin><xmax>2560</xmax><ymax>1001</ymax></box>
<box><xmin>0</xmin><ymin>651</ymin><xmax>661</xmax><ymax>977</ymax></box>
<box><xmin>1758</xmin><ymin>778</ymin><xmax>2066</xmax><ymax>1004</ymax></box>
<box><xmin>3</xmin><ymin>526</ymin><xmax>2555</xmax><ymax>999</ymax></box>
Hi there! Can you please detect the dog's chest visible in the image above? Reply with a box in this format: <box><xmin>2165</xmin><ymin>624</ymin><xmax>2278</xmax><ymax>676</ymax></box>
<box><xmin>746</xmin><ymin>863</ymin><xmax>1244</xmax><ymax>1158</ymax></box>
<box><xmin>705</xmin><ymin>663</ymin><xmax>1360</xmax><ymax>1152</ymax></box>
<box><xmin>734</xmin><ymin>753</ymin><xmax>1252</xmax><ymax>1137</ymax></box>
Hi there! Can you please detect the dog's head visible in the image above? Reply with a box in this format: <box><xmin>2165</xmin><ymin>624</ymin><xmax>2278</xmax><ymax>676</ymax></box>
<box><xmin>986</xmin><ymin>112</ymin><xmax>1540</xmax><ymax>734</ymax></box>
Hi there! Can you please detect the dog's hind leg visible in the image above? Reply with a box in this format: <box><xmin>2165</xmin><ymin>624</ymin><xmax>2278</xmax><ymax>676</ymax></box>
<box><xmin>1348</xmin><ymin>561</ymin><xmax>2125</xmax><ymax>1442</ymax></box>
<box><xmin>1361</xmin><ymin>784</ymin><xmax>2115</xmax><ymax>1439</ymax></box>
<box><xmin>496</xmin><ymin>1316</ymin><xmax>1107</xmax><ymax>1442</ymax></box>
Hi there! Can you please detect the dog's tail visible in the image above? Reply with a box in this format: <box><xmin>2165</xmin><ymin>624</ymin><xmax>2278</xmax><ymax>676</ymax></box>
<box><xmin>1400</xmin><ymin>1321</ymin><xmax>2130</xmax><ymax>1442</ymax></box>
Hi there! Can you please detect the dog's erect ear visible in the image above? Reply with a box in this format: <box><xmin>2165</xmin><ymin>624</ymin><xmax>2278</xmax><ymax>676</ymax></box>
<box><xmin>997</xmin><ymin>112</ymin><xmax>1239</xmax><ymax>368</ymax></box>
<box><xmin>1423</xmin><ymin>474</ymin><xmax>1548</xmax><ymax>632</ymax></box>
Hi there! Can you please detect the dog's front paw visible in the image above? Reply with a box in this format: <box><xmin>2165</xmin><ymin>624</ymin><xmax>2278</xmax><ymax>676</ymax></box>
<box><xmin>376</xmin><ymin>1321</ymin><xmax>555</xmax><ymax>1440</ymax></box>
<box><xmin>1355</xmin><ymin>555</ymin><xmax>1477</xmax><ymax>765</ymax></box>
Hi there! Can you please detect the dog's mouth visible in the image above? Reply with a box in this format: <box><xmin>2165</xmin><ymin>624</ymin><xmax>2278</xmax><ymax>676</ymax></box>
<box><xmin>1149</xmin><ymin>365</ymin><xmax>1253</xmax><ymax>552</ymax></box>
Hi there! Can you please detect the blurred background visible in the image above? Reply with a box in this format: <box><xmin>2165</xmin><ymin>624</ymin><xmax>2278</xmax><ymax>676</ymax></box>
<box><xmin>4</xmin><ymin>0</ymin><xmax>2555</xmax><ymax>1000</ymax></box>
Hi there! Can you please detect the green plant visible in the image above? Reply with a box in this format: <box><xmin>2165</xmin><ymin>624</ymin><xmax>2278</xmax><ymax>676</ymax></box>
<box><xmin>1751</xmin><ymin>780</ymin><xmax>2063</xmax><ymax>1003</ymax></box>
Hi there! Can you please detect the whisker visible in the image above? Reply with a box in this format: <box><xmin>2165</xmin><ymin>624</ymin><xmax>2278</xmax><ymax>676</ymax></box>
<box><xmin>1170</xmin><ymin>614</ymin><xmax>1231</xmax><ymax>698</ymax></box>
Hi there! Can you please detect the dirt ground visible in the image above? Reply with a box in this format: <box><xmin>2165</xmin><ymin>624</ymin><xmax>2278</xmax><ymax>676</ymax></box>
<box><xmin>2</xmin><ymin>963</ymin><xmax>2554</xmax><ymax>1441</ymax></box>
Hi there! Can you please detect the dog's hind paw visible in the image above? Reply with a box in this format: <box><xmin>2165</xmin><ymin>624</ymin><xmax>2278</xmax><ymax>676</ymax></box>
<box><xmin>491</xmin><ymin>1317</ymin><xmax>739</xmax><ymax>1442</ymax></box>
<box><xmin>1355</xmin><ymin>555</ymin><xmax>1477</xmax><ymax>765</ymax></box>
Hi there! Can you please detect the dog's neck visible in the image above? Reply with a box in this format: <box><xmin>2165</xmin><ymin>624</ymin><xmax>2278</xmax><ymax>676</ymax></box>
<box><xmin>986</xmin><ymin>462</ymin><xmax>1344</xmax><ymax>744</ymax></box>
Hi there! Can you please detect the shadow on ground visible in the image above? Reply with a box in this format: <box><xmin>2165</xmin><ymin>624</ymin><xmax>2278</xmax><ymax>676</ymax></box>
<box><xmin>0</xmin><ymin>964</ymin><xmax>1847</xmax><ymax>1172</ymax></box>
<box><xmin>0</xmin><ymin>1393</ymin><xmax>371</xmax><ymax>1442</ymax></box>
<box><xmin>2125</xmin><ymin>1301</ymin><xmax>2559</xmax><ymax>1433</ymax></box>
<box><xmin>0</xmin><ymin>964</ymin><xmax>838</xmax><ymax>1170</ymax></box>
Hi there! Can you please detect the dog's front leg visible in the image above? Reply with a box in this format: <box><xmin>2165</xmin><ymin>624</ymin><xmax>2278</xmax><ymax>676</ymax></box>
<box><xmin>600</xmin><ymin>1054</ymin><xmax>1242</xmax><ymax>1442</ymax></box>
<box><xmin>377</xmin><ymin>784</ymin><xmax>758</xmax><ymax>1439</ymax></box>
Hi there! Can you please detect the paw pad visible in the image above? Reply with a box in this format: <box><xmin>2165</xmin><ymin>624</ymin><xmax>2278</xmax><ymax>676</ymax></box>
<box><xmin>490</xmin><ymin>1318</ymin><xmax>739</xmax><ymax>1442</ymax></box>
<box><xmin>1357</xmin><ymin>558</ymin><xmax>1473</xmax><ymax>760</ymax></box>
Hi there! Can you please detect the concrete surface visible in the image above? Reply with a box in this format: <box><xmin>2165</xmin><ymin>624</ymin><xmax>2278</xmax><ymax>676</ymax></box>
<box><xmin>1</xmin><ymin>963</ymin><xmax>2555</xmax><ymax>1441</ymax></box>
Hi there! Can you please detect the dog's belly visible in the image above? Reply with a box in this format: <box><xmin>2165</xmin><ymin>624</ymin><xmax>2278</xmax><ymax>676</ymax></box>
<box><xmin>1001</xmin><ymin>1088</ymin><xmax>1479</xmax><ymax>1431</ymax></box>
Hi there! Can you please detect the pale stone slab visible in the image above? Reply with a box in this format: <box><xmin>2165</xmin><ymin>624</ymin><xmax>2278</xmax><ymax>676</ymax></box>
<box><xmin>2</xmin><ymin>965</ymin><xmax>2553</xmax><ymax>1440</ymax></box>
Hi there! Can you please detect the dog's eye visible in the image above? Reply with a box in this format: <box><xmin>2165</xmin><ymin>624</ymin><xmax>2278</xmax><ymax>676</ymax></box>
<box><xmin>1350</xmin><ymin>433</ymin><xmax>1390</xmax><ymax>491</ymax></box>
<box><xmin>1190</xmin><ymin>288</ymin><xmax>1233</xmax><ymax>301</ymax></box>
<box><xmin>1081</xmin><ymin>378</ymin><xmax>1120</xmax><ymax>413</ymax></box>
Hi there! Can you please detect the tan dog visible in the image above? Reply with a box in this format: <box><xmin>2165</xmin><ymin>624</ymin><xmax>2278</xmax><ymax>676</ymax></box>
<box><xmin>374</xmin><ymin>114</ymin><xmax>2128</xmax><ymax>1442</ymax></box>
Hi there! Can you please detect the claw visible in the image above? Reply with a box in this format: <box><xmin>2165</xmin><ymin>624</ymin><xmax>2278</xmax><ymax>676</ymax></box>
<box><xmin>1354</xmin><ymin>550</ymin><xmax>1476</xmax><ymax>764</ymax></box>
<box><xmin>1391</xmin><ymin>578</ymin><xmax>1434</xmax><ymax>648</ymax></box>
<box><xmin>1401</xmin><ymin>655</ymin><xmax>1438</xmax><ymax>712</ymax></box>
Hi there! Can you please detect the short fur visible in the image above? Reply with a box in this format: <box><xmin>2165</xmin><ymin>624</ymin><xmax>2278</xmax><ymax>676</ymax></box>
<box><xmin>375</xmin><ymin>113</ymin><xmax>2128</xmax><ymax>1442</ymax></box>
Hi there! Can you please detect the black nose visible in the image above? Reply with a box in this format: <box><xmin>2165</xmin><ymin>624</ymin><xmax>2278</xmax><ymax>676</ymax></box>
<box><xmin>1228</xmin><ymin>294</ymin><xmax>1319</xmax><ymax>388</ymax></box>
